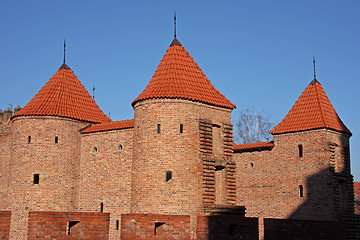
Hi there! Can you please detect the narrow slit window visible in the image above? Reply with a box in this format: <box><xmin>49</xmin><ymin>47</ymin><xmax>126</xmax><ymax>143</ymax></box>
<box><xmin>166</xmin><ymin>171</ymin><xmax>172</xmax><ymax>182</ymax></box>
<box><xmin>154</xmin><ymin>222</ymin><xmax>165</xmax><ymax>235</ymax></box>
<box><xmin>28</xmin><ymin>136</ymin><xmax>31</xmax><ymax>144</ymax></box>
<box><xmin>100</xmin><ymin>202</ymin><xmax>104</xmax><ymax>212</ymax></box>
<box><xmin>55</xmin><ymin>136</ymin><xmax>58</xmax><ymax>144</ymax></box>
<box><xmin>180</xmin><ymin>124</ymin><xmax>183</xmax><ymax>133</ymax></box>
<box><xmin>298</xmin><ymin>144</ymin><xmax>303</xmax><ymax>157</ymax></box>
<box><xmin>33</xmin><ymin>174</ymin><xmax>39</xmax><ymax>184</ymax></box>
<box><xmin>299</xmin><ymin>185</ymin><xmax>304</xmax><ymax>197</ymax></box>
<box><xmin>66</xmin><ymin>221</ymin><xmax>80</xmax><ymax>235</ymax></box>
<box><xmin>157</xmin><ymin>124</ymin><xmax>161</xmax><ymax>134</ymax></box>
<box><xmin>116</xmin><ymin>220</ymin><xmax>119</xmax><ymax>230</ymax></box>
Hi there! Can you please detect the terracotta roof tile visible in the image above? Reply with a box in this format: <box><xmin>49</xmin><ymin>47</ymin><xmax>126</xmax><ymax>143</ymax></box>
<box><xmin>233</xmin><ymin>141</ymin><xmax>274</xmax><ymax>153</ymax></box>
<box><xmin>354</xmin><ymin>182</ymin><xmax>360</xmax><ymax>197</ymax></box>
<box><xmin>12</xmin><ymin>63</ymin><xmax>111</xmax><ymax>124</ymax></box>
<box><xmin>81</xmin><ymin>119</ymin><xmax>134</xmax><ymax>134</ymax></box>
<box><xmin>132</xmin><ymin>38</ymin><xmax>236</xmax><ymax>109</ymax></box>
<box><xmin>270</xmin><ymin>79</ymin><xmax>351</xmax><ymax>135</ymax></box>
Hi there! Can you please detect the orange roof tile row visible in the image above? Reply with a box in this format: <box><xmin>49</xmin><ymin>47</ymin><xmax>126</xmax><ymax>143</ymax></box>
<box><xmin>270</xmin><ymin>79</ymin><xmax>351</xmax><ymax>135</ymax></box>
<box><xmin>12</xmin><ymin>63</ymin><xmax>111</xmax><ymax>124</ymax></box>
<box><xmin>132</xmin><ymin>38</ymin><xmax>236</xmax><ymax>109</ymax></box>
<box><xmin>81</xmin><ymin>119</ymin><xmax>134</xmax><ymax>134</ymax></box>
<box><xmin>354</xmin><ymin>182</ymin><xmax>360</xmax><ymax>197</ymax></box>
<box><xmin>233</xmin><ymin>141</ymin><xmax>274</xmax><ymax>153</ymax></box>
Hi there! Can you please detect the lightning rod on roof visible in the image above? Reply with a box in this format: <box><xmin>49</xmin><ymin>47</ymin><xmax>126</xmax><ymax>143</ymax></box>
<box><xmin>174</xmin><ymin>11</ymin><xmax>177</xmax><ymax>38</ymax></box>
<box><xmin>63</xmin><ymin>39</ymin><xmax>66</xmax><ymax>63</ymax></box>
<box><xmin>313</xmin><ymin>56</ymin><xmax>316</xmax><ymax>79</ymax></box>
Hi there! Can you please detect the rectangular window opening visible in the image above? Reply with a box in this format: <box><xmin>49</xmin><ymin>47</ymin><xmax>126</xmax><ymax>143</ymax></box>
<box><xmin>298</xmin><ymin>144</ymin><xmax>303</xmax><ymax>157</ymax></box>
<box><xmin>55</xmin><ymin>136</ymin><xmax>58</xmax><ymax>144</ymax></box>
<box><xmin>116</xmin><ymin>220</ymin><xmax>119</xmax><ymax>230</ymax></box>
<box><xmin>100</xmin><ymin>202</ymin><xmax>104</xmax><ymax>212</ymax></box>
<box><xmin>180</xmin><ymin>124</ymin><xmax>183</xmax><ymax>133</ymax></box>
<box><xmin>33</xmin><ymin>174</ymin><xmax>39</xmax><ymax>185</ymax></box>
<box><xmin>66</xmin><ymin>221</ymin><xmax>80</xmax><ymax>235</ymax></box>
<box><xmin>229</xmin><ymin>224</ymin><xmax>236</xmax><ymax>236</ymax></box>
<box><xmin>166</xmin><ymin>171</ymin><xmax>172</xmax><ymax>182</ymax></box>
<box><xmin>28</xmin><ymin>136</ymin><xmax>31</xmax><ymax>144</ymax></box>
<box><xmin>154</xmin><ymin>222</ymin><xmax>165</xmax><ymax>235</ymax></box>
<box><xmin>157</xmin><ymin>124</ymin><xmax>161</xmax><ymax>134</ymax></box>
<box><xmin>299</xmin><ymin>185</ymin><xmax>304</xmax><ymax>198</ymax></box>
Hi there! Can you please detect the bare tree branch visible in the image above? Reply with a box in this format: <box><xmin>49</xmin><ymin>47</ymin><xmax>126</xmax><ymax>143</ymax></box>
<box><xmin>234</xmin><ymin>108</ymin><xmax>273</xmax><ymax>144</ymax></box>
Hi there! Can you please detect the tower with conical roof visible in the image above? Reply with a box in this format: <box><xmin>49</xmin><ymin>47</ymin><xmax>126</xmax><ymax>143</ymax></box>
<box><xmin>270</xmin><ymin>76</ymin><xmax>354</xmax><ymax>219</ymax></box>
<box><xmin>131</xmin><ymin>34</ymin><xmax>237</xmax><ymax>229</ymax></box>
<box><xmin>7</xmin><ymin>57</ymin><xmax>110</xmax><ymax>239</ymax></box>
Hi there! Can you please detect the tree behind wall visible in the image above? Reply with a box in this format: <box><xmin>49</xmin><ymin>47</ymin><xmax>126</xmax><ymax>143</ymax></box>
<box><xmin>234</xmin><ymin>109</ymin><xmax>273</xmax><ymax>144</ymax></box>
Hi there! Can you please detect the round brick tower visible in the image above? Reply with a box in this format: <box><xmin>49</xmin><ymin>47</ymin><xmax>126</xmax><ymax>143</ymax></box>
<box><xmin>8</xmin><ymin>62</ymin><xmax>110</xmax><ymax>239</ymax></box>
<box><xmin>131</xmin><ymin>37</ymin><xmax>236</xmax><ymax>217</ymax></box>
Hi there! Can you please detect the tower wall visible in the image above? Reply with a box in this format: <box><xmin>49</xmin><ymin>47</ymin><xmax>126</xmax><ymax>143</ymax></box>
<box><xmin>131</xmin><ymin>99</ymin><xmax>232</xmax><ymax>216</ymax></box>
<box><xmin>8</xmin><ymin>116</ymin><xmax>88</xmax><ymax>239</ymax></box>
<box><xmin>79</xmin><ymin>128</ymin><xmax>133</xmax><ymax>240</ymax></box>
<box><xmin>0</xmin><ymin>113</ymin><xmax>12</xmax><ymax>210</ymax></box>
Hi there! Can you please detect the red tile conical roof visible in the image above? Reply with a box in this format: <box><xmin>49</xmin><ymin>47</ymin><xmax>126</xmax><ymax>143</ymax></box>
<box><xmin>12</xmin><ymin>63</ymin><xmax>111</xmax><ymax>124</ymax></box>
<box><xmin>270</xmin><ymin>79</ymin><xmax>351</xmax><ymax>135</ymax></box>
<box><xmin>132</xmin><ymin>38</ymin><xmax>236</xmax><ymax>109</ymax></box>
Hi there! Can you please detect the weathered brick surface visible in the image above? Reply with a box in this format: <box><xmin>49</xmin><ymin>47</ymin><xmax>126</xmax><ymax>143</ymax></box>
<box><xmin>264</xmin><ymin>218</ymin><xmax>348</xmax><ymax>240</ymax></box>
<box><xmin>79</xmin><ymin>128</ymin><xmax>133</xmax><ymax>240</ymax></box>
<box><xmin>8</xmin><ymin>116</ymin><xmax>89</xmax><ymax>239</ymax></box>
<box><xmin>27</xmin><ymin>211</ymin><xmax>110</xmax><ymax>240</ymax></box>
<box><xmin>131</xmin><ymin>99</ymin><xmax>232</xmax><ymax>221</ymax></box>
<box><xmin>121</xmin><ymin>213</ymin><xmax>190</xmax><ymax>239</ymax></box>
<box><xmin>0</xmin><ymin>113</ymin><xmax>11</xmax><ymax>211</ymax></box>
<box><xmin>0</xmin><ymin>211</ymin><xmax>11</xmax><ymax>240</ymax></box>
<box><xmin>197</xmin><ymin>215</ymin><xmax>258</xmax><ymax>240</ymax></box>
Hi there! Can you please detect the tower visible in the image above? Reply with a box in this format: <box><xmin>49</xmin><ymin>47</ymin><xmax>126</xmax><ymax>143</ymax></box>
<box><xmin>8</xmin><ymin>62</ymin><xmax>110</xmax><ymax>239</ymax></box>
<box><xmin>270</xmin><ymin>77</ymin><xmax>353</xmax><ymax>219</ymax></box>
<box><xmin>130</xmin><ymin>36</ymin><xmax>236</xmax><ymax>223</ymax></box>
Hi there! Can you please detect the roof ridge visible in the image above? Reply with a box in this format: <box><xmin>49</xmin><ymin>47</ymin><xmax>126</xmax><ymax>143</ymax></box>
<box><xmin>314</xmin><ymin>80</ymin><xmax>327</xmax><ymax>128</ymax></box>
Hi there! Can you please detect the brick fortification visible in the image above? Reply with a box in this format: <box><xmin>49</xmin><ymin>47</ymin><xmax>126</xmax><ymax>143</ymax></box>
<box><xmin>0</xmin><ymin>35</ymin><xmax>358</xmax><ymax>239</ymax></box>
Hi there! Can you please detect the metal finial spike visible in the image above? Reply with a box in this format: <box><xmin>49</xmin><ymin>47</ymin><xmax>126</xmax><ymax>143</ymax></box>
<box><xmin>313</xmin><ymin>56</ymin><xmax>316</xmax><ymax>79</ymax></box>
<box><xmin>174</xmin><ymin>11</ymin><xmax>177</xmax><ymax>38</ymax></box>
<box><xmin>92</xmin><ymin>86</ymin><xmax>95</xmax><ymax>99</ymax></box>
<box><xmin>63</xmin><ymin>39</ymin><xmax>66</xmax><ymax>63</ymax></box>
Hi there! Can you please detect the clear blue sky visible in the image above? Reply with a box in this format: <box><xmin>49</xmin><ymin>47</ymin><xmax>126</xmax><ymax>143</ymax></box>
<box><xmin>1</xmin><ymin>1</ymin><xmax>359</xmax><ymax>180</ymax></box>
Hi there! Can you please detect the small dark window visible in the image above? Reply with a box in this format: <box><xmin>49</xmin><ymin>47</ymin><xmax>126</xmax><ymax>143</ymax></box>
<box><xmin>116</xmin><ymin>220</ymin><xmax>119</xmax><ymax>230</ymax></box>
<box><xmin>299</xmin><ymin>185</ymin><xmax>304</xmax><ymax>197</ymax></box>
<box><xmin>298</xmin><ymin>144</ymin><xmax>303</xmax><ymax>157</ymax></box>
<box><xmin>180</xmin><ymin>124</ymin><xmax>183</xmax><ymax>133</ymax></box>
<box><xmin>93</xmin><ymin>147</ymin><xmax>98</xmax><ymax>152</ymax></box>
<box><xmin>157</xmin><ymin>124</ymin><xmax>161</xmax><ymax>134</ymax></box>
<box><xmin>118</xmin><ymin>144</ymin><xmax>123</xmax><ymax>151</ymax></box>
<box><xmin>66</xmin><ymin>221</ymin><xmax>80</xmax><ymax>235</ymax></box>
<box><xmin>55</xmin><ymin>136</ymin><xmax>58</xmax><ymax>144</ymax></box>
<box><xmin>166</xmin><ymin>171</ymin><xmax>172</xmax><ymax>182</ymax></box>
<box><xmin>154</xmin><ymin>222</ymin><xmax>165</xmax><ymax>235</ymax></box>
<box><xmin>28</xmin><ymin>136</ymin><xmax>31</xmax><ymax>144</ymax></box>
<box><xmin>100</xmin><ymin>202</ymin><xmax>104</xmax><ymax>212</ymax></box>
<box><xmin>229</xmin><ymin>224</ymin><xmax>236</xmax><ymax>236</ymax></box>
<box><xmin>33</xmin><ymin>174</ymin><xmax>39</xmax><ymax>184</ymax></box>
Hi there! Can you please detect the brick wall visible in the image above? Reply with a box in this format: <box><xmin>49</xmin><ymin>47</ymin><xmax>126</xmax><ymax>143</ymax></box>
<box><xmin>264</xmin><ymin>218</ymin><xmax>348</xmax><ymax>240</ymax></box>
<box><xmin>121</xmin><ymin>213</ymin><xmax>190</xmax><ymax>239</ymax></box>
<box><xmin>196</xmin><ymin>215</ymin><xmax>258</xmax><ymax>240</ymax></box>
<box><xmin>8</xmin><ymin>116</ymin><xmax>89</xmax><ymax>239</ymax></box>
<box><xmin>131</xmin><ymin>98</ymin><xmax>232</xmax><ymax>223</ymax></box>
<box><xmin>234</xmin><ymin>129</ymin><xmax>353</xmax><ymax>220</ymax></box>
<box><xmin>0</xmin><ymin>211</ymin><xmax>11</xmax><ymax>240</ymax></box>
<box><xmin>79</xmin><ymin>128</ymin><xmax>133</xmax><ymax>240</ymax></box>
<box><xmin>0</xmin><ymin>113</ymin><xmax>11</xmax><ymax>210</ymax></box>
<box><xmin>27</xmin><ymin>211</ymin><xmax>110</xmax><ymax>240</ymax></box>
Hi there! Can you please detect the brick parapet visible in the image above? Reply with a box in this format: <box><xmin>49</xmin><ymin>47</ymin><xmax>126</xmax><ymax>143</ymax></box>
<box><xmin>27</xmin><ymin>211</ymin><xmax>110</xmax><ymax>240</ymax></box>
